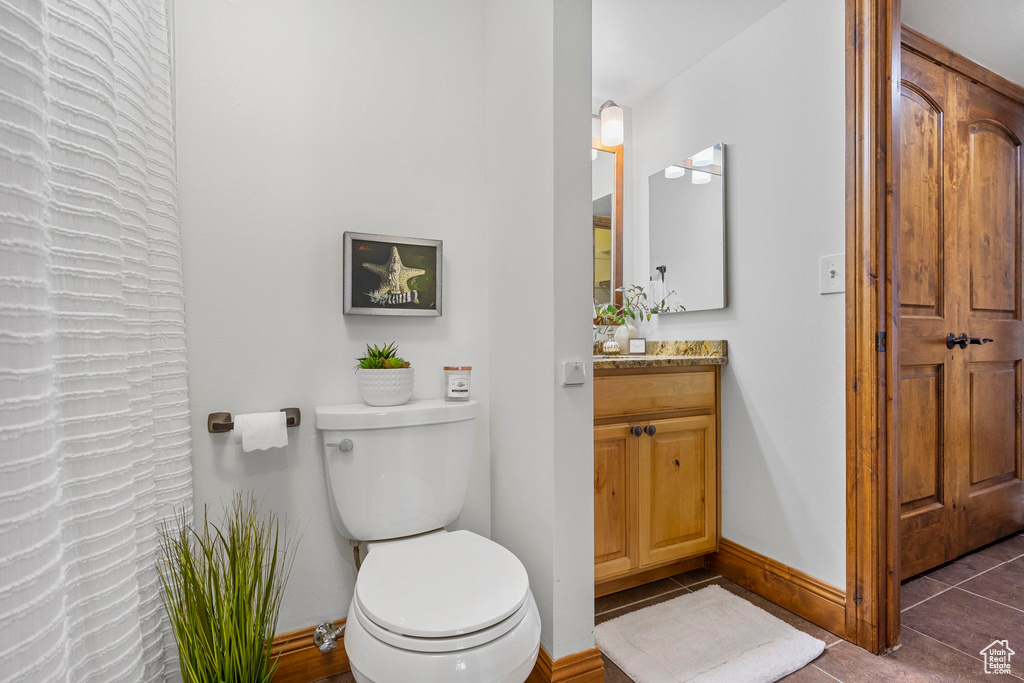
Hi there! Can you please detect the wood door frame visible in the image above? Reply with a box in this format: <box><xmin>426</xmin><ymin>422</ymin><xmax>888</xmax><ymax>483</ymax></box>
<box><xmin>845</xmin><ymin>0</ymin><xmax>902</xmax><ymax>654</ymax></box>
<box><xmin>592</xmin><ymin>138</ymin><xmax>624</xmax><ymax>307</ymax></box>
<box><xmin>846</xmin><ymin>0</ymin><xmax>1024</xmax><ymax>654</ymax></box>
<box><xmin>902</xmin><ymin>28</ymin><xmax>1024</xmax><ymax>107</ymax></box>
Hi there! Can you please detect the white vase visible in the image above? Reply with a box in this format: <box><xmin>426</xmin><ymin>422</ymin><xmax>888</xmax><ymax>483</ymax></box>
<box><xmin>613</xmin><ymin>325</ymin><xmax>632</xmax><ymax>350</ymax></box>
<box><xmin>357</xmin><ymin>367</ymin><xmax>414</xmax><ymax>406</ymax></box>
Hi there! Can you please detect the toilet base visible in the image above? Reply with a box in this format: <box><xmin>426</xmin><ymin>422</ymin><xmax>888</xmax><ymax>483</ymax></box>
<box><xmin>350</xmin><ymin>647</ymin><xmax>538</xmax><ymax>683</ymax></box>
<box><xmin>346</xmin><ymin>592</ymin><xmax>541</xmax><ymax>683</ymax></box>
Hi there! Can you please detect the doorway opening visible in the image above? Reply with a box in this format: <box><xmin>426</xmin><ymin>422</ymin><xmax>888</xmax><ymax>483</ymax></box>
<box><xmin>846</xmin><ymin>0</ymin><xmax>1024</xmax><ymax>654</ymax></box>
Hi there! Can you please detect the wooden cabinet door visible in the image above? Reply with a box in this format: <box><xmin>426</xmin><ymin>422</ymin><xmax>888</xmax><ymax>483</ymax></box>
<box><xmin>638</xmin><ymin>415</ymin><xmax>718</xmax><ymax>566</ymax></box>
<box><xmin>594</xmin><ymin>423</ymin><xmax>639</xmax><ymax>580</ymax></box>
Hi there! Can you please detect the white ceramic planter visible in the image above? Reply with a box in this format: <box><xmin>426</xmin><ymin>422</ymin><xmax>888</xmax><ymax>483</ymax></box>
<box><xmin>357</xmin><ymin>367</ymin><xmax>414</xmax><ymax>407</ymax></box>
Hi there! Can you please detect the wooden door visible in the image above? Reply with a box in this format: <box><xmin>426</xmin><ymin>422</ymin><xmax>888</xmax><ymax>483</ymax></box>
<box><xmin>898</xmin><ymin>49</ymin><xmax>962</xmax><ymax>578</ymax></box>
<box><xmin>956</xmin><ymin>76</ymin><xmax>1024</xmax><ymax>554</ymax></box>
<box><xmin>594</xmin><ymin>423</ymin><xmax>638</xmax><ymax>580</ymax></box>
<box><xmin>638</xmin><ymin>416</ymin><xmax>717</xmax><ymax>566</ymax></box>
<box><xmin>898</xmin><ymin>45</ymin><xmax>1024</xmax><ymax>579</ymax></box>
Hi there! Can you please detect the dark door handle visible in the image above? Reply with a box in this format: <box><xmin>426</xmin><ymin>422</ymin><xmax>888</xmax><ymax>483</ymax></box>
<box><xmin>645</xmin><ymin>425</ymin><xmax>657</xmax><ymax>436</ymax></box>
<box><xmin>947</xmin><ymin>333</ymin><xmax>995</xmax><ymax>349</ymax></box>
<box><xmin>947</xmin><ymin>333</ymin><xmax>969</xmax><ymax>349</ymax></box>
<box><xmin>631</xmin><ymin>425</ymin><xmax>643</xmax><ymax>438</ymax></box>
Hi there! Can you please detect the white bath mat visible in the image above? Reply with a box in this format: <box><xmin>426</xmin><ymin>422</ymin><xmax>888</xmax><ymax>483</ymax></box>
<box><xmin>595</xmin><ymin>584</ymin><xmax>825</xmax><ymax>683</ymax></box>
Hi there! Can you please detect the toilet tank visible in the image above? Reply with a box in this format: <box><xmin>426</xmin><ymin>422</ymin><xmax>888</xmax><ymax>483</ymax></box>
<box><xmin>315</xmin><ymin>399</ymin><xmax>478</xmax><ymax>541</ymax></box>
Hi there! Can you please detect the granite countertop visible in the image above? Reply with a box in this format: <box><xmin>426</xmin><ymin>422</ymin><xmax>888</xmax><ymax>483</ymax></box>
<box><xmin>592</xmin><ymin>340</ymin><xmax>728</xmax><ymax>369</ymax></box>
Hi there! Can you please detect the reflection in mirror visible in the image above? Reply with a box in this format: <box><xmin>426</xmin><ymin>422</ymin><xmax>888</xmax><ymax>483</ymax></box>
<box><xmin>593</xmin><ymin>145</ymin><xmax>620</xmax><ymax>306</ymax></box>
<box><xmin>593</xmin><ymin>193</ymin><xmax>612</xmax><ymax>303</ymax></box>
<box><xmin>648</xmin><ymin>143</ymin><xmax>725</xmax><ymax>313</ymax></box>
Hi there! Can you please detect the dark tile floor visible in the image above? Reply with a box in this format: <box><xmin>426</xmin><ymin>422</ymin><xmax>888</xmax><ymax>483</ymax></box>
<box><xmin>598</xmin><ymin>532</ymin><xmax>1024</xmax><ymax>682</ymax></box>
<box><xmin>314</xmin><ymin>532</ymin><xmax>1024</xmax><ymax>683</ymax></box>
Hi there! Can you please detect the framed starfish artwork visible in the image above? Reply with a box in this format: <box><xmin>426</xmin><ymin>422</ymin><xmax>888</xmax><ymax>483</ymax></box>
<box><xmin>343</xmin><ymin>232</ymin><xmax>443</xmax><ymax>316</ymax></box>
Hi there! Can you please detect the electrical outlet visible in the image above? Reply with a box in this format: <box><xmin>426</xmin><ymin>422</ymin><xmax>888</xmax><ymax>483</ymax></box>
<box><xmin>819</xmin><ymin>253</ymin><xmax>845</xmax><ymax>295</ymax></box>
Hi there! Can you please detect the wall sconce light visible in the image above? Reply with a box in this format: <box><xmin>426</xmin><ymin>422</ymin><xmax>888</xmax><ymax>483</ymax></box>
<box><xmin>691</xmin><ymin>170</ymin><xmax>712</xmax><ymax>185</ymax></box>
<box><xmin>599</xmin><ymin>100</ymin><xmax>624</xmax><ymax>147</ymax></box>
<box><xmin>691</xmin><ymin>146</ymin><xmax>715</xmax><ymax>167</ymax></box>
<box><xmin>665</xmin><ymin>165</ymin><xmax>686</xmax><ymax>179</ymax></box>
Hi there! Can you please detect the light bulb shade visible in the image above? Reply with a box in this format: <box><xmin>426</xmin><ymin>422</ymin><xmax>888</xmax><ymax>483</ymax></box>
<box><xmin>592</xmin><ymin>115</ymin><xmax>601</xmax><ymax>141</ymax></box>
<box><xmin>664</xmin><ymin>165</ymin><xmax>686</xmax><ymax>179</ymax></box>
<box><xmin>600</xmin><ymin>102</ymin><xmax>624</xmax><ymax>147</ymax></box>
<box><xmin>691</xmin><ymin>146</ymin><xmax>715</xmax><ymax>167</ymax></box>
<box><xmin>692</xmin><ymin>170</ymin><xmax>712</xmax><ymax>185</ymax></box>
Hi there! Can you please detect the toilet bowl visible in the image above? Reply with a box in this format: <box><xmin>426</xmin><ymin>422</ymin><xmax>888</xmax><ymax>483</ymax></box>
<box><xmin>344</xmin><ymin>531</ymin><xmax>541</xmax><ymax>683</ymax></box>
<box><xmin>315</xmin><ymin>400</ymin><xmax>541</xmax><ymax>683</ymax></box>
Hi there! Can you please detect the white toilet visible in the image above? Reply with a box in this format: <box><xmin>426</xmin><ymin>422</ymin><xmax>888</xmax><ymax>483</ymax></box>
<box><xmin>315</xmin><ymin>399</ymin><xmax>541</xmax><ymax>683</ymax></box>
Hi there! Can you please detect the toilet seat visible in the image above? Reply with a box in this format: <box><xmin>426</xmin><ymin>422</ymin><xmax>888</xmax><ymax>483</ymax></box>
<box><xmin>354</xmin><ymin>530</ymin><xmax>530</xmax><ymax>649</ymax></box>
<box><xmin>352</xmin><ymin>590</ymin><xmax>534</xmax><ymax>653</ymax></box>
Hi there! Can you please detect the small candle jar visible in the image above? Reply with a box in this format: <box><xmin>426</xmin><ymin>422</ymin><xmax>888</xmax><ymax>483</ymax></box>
<box><xmin>443</xmin><ymin>366</ymin><xmax>472</xmax><ymax>401</ymax></box>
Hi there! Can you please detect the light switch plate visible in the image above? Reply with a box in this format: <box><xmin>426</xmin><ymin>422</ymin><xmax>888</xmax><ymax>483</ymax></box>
<box><xmin>819</xmin><ymin>253</ymin><xmax>845</xmax><ymax>294</ymax></box>
<box><xmin>562</xmin><ymin>361</ymin><xmax>586</xmax><ymax>387</ymax></box>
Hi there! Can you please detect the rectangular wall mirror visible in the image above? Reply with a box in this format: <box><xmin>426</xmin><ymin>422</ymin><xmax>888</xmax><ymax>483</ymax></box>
<box><xmin>648</xmin><ymin>143</ymin><xmax>726</xmax><ymax>312</ymax></box>
<box><xmin>593</xmin><ymin>138</ymin><xmax>623</xmax><ymax>308</ymax></box>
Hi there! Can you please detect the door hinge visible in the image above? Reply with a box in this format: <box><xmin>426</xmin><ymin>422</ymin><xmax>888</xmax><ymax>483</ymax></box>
<box><xmin>876</xmin><ymin>332</ymin><xmax>886</xmax><ymax>352</ymax></box>
<box><xmin>853</xmin><ymin>588</ymin><xmax>863</xmax><ymax>606</ymax></box>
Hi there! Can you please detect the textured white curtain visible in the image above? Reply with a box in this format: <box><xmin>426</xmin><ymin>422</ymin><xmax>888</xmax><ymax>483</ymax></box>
<box><xmin>0</xmin><ymin>0</ymin><xmax>191</xmax><ymax>680</ymax></box>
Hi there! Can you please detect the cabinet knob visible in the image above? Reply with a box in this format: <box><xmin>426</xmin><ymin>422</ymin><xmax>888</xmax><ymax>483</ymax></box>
<box><xmin>631</xmin><ymin>425</ymin><xmax>643</xmax><ymax>438</ymax></box>
<box><xmin>645</xmin><ymin>425</ymin><xmax>657</xmax><ymax>436</ymax></box>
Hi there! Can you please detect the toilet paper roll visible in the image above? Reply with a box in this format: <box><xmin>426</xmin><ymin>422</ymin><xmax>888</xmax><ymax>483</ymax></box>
<box><xmin>233</xmin><ymin>411</ymin><xmax>288</xmax><ymax>452</ymax></box>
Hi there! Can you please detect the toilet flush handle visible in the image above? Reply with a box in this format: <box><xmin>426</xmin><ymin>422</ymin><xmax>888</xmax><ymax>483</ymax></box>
<box><xmin>324</xmin><ymin>439</ymin><xmax>354</xmax><ymax>452</ymax></box>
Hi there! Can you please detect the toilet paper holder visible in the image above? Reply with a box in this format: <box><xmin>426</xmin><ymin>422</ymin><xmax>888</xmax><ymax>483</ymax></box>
<box><xmin>207</xmin><ymin>407</ymin><xmax>301</xmax><ymax>433</ymax></box>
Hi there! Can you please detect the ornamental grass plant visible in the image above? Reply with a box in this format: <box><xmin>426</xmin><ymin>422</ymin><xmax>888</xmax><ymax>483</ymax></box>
<box><xmin>158</xmin><ymin>493</ymin><xmax>296</xmax><ymax>683</ymax></box>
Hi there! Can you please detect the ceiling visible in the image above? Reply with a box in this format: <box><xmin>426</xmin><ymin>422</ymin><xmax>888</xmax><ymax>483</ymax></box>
<box><xmin>592</xmin><ymin>0</ymin><xmax>788</xmax><ymax>106</ymax></box>
<box><xmin>902</xmin><ymin>0</ymin><xmax>1024</xmax><ymax>87</ymax></box>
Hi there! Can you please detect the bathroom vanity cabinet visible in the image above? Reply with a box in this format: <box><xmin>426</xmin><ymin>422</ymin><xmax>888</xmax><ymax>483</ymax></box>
<box><xmin>593</xmin><ymin>362</ymin><xmax>722</xmax><ymax>596</ymax></box>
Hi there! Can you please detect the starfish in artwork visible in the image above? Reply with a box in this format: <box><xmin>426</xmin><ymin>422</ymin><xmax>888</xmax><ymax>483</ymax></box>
<box><xmin>363</xmin><ymin>246</ymin><xmax>426</xmax><ymax>300</ymax></box>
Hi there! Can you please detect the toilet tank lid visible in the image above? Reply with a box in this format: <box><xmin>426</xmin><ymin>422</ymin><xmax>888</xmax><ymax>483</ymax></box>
<box><xmin>315</xmin><ymin>398</ymin><xmax>477</xmax><ymax>431</ymax></box>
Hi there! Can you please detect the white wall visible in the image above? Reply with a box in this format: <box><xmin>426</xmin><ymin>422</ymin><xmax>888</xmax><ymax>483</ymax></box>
<box><xmin>177</xmin><ymin>0</ymin><xmax>596</xmax><ymax>656</ymax></box>
<box><xmin>551</xmin><ymin>0</ymin><xmax>597</xmax><ymax>657</ymax></box>
<box><xmin>486</xmin><ymin>0</ymin><xmax>595</xmax><ymax>659</ymax></box>
<box><xmin>631</xmin><ymin>0</ymin><xmax>847</xmax><ymax>588</ymax></box>
<box><xmin>175</xmin><ymin>0</ymin><xmax>492</xmax><ymax>632</ymax></box>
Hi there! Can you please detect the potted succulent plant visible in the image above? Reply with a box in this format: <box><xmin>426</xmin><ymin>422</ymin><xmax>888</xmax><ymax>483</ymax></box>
<box><xmin>355</xmin><ymin>341</ymin><xmax>414</xmax><ymax>406</ymax></box>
